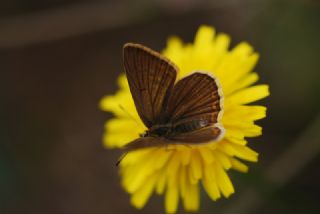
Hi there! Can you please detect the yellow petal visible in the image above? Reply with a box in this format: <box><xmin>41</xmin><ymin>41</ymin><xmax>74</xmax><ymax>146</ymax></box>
<box><xmin>155</xmin><ymin>171</ymin><xmax>167</xmax><ymax>195</ymax></box>
<box><xmin>213</xmin><ymin>150</ymin><xmax>232</xmax><ymax>169</ymax></box>
<box><xmin>130</xmin><ymin>174</ymin><xmax>156</xmax><ymax>209</ymax></box>
<box><xmin>217</xmin><ymin>141</ymin><xmax>235</xmax><ymax>156</ymax></box>
<box><xmin>225</xmin><ymin>135</ymin><xmax>247</xmax><ymax>145</ymax></box>
<box><xmin>103</xmin><ymin>131</ymin><xmax>137</xmax><ymax>148</ymax></box>
<box><xmin>100</xmin><ymin>91</ymin><xmax>138</xmax><ymax>119</ymax></box>
<box><xmin>117</xmin><ymin>74</ymin><xmax>129</xmax><ymax>89</ymax></box>
<box><xmin>202</xmin><ymin>163</ymin><xmax>221</xmax><ymax>200</ymax></box>
<box><xmin>154</xmin><ymin>150</ymin><xmax>173</xmax><ymax>169</ymax></box>
<box><xmin>194</xmin><ymin>25</ymin><xmax>215</xmax><ymax>46</ymax></box>
<box><xmin>179</xmin><ymin>166</ymin><xmax>187</xmax><ymax>198</ymax></box>
<box><xmin>189</xmin><ymin>151</ymin><xmax>203</xmax><ymax>182</ymax></box>
<box><xmin>232</xmin><ymin>42</ymin><xmax>254</xmax><ymax>56</ymax></box>
<box><xmin>182</xmin><ymin>181</ymin><xmax>200</xmax><ymax>211</ymax></box>
<box><xmin>230</xmin><ymin>158</ymin><xmax>248</xmax><ymax>173</ymax></box>
<box><xmin>163</xmin><ymin>36</ymin><xmax>183</xmax><ymax>62</ymax></box>
<box><xmin>223</xmin><ymin>105</ymin><xmax>267</xmax><ymax>122</ymax></box>
<box><xmin>223</xmin><ymin>129</ymin><xmax>245</xmax><ymax>140</ymax></box>
<box><xmin>193</xmin><ymin>25</ymin><xmax>215</xmax><ymax>59</ymax></box>
<box><xmin>179</xmin><ymin>148</ymin><xmax>192</xmax><ymax>165</ymax></box>
<box><xmin>105</xmin><ymin>118</ymin><xmax>143</xmax><ymax>134</ymax></box>
<box><xmin>227</xmin><ymin>85</ymin><xmax>270</xmax><ymax>105</ymax></box>
<box><xmin>230</xmin><ymin>144</ymin><xmax>259</xmax><ymax>162</ymax></box>
<box><xmin>214</xmin><ymin>164</ymin><xmax>234</xmax><ymax>197</ymax></box>
<box><xmin>165</xmin><ymin>174</ymin><xmax>179</xmax><ymax>214</ymax></box>
<box><xmin>224</xmin><ymin>122</ymin><xmax>262</xmax><ymax>137</ymax></box>
<box><xmin>99</xmin><ymin>95</ymin><xmax>120</xmax><ymax>113</ymax></box>
<box><xmin>221</xmin><ymin>53</ymin><xmax>259</xmax><ymax>94</ymax></box>
<box><xmin>120</xmin><ymin>148</ymin><xmax>154</xmax><ymax>166</ymax></box>
<box><xmin>198</xmin><ymin>148</ymin><xmax>215</xmax><ymax>164</ymax></box>
<box><xmin>225</xmin><ymin>72</ymin><xmax>259</xmax><ymax>95</ymax></box>
<box><xmin>211</xmin><ymin>33</ymin><xmax>230</xmax><ymax>72</ymax></box>
<box><xmin>165</xmin><ymin>153</ymin><xmax>181</xmax><ymax>177</ymax></box>
<box><xmin>123</xmin><ymin>150</ymin><xmax>160</xmax><ymax>193</ymax></box>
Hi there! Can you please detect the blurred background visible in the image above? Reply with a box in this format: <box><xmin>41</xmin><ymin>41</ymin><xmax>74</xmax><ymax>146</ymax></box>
<box><xmin>1</xmin><ymin>0</ymin><xmax>319</xmax><ymax>213</ymax></box>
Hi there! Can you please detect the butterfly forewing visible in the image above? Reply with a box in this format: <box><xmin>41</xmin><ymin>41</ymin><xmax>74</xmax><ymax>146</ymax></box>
<box><xmin>123</xmin><ymin>43</ymin><xmax>178</xmax><ymax>128</ymax></box>
<box><xmin>166</xmin><ymin>72</ymin><xmax>224</xmax><ymax>142</ymax></box>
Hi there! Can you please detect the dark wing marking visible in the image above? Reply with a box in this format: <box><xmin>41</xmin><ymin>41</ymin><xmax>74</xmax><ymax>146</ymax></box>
<box><xmin>123</xmin><ymin>43</ymin><xmax>178</xmax><ymax>128</ymax></box>
<box><xmin>165</xmin><ymin>72</ymin><xmax>224</xmax><ymax>142</ymax></box>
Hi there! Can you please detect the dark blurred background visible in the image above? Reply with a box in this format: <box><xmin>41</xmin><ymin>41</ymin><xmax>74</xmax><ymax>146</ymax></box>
<box><xmin>1</xmin><ymin>0</ymin><xmax>319</xmax><ymax>213</ymax></box>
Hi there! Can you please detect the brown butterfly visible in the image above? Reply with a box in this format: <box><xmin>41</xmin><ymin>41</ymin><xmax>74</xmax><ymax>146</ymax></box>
<box><xmin>122</xmin><ymin>43</ymin><xmax>225</xmax><ymax>152</ymax></box>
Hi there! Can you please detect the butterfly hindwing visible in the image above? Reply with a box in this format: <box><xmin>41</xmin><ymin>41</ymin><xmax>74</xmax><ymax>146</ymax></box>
<box><xmin>170</xmin><ymin>125</ymin><xmax>223</xmax><ymax>143</ymax></box>
<box><xmin>124</xmin><ymin>137</ymin><xmax>166</xmax><ymax>151</ymax></box>
<box><xmin>124</xmin><ymin>125</ymin><xmax>223</xmax><ymax>151</ymax></box>
<box><xmin>123</xmin><ymin>43</ymin><xmax>178</xmax><ymax>128</ymax></box>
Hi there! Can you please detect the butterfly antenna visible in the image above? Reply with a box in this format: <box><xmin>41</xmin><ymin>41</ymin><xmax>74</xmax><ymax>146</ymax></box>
<box><xmin>116</xmin><ymin>152</ymin><xmax>128</xmax><ymax>166</ymax></box>
<box><xmin>118</xmin><ymin>104</ymin><xmax>141</xmax><ymax>126</ymax></box>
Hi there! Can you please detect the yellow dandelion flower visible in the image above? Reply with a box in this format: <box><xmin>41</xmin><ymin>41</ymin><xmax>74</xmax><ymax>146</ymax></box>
<box><xmin>100</xmin><ymin>25</ymin><xmax>269</xmax><ymax>213</ymax></box>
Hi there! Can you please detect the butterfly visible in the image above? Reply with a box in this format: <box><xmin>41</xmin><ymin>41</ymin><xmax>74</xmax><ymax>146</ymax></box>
<box><xmin>122</xmin><ymin>43</ymin><xmax>225</xmax><ymax>151</ymax></box>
